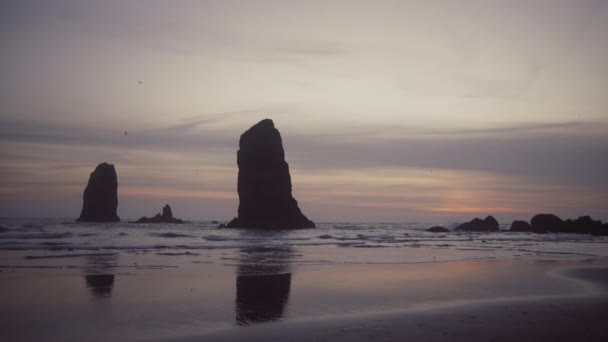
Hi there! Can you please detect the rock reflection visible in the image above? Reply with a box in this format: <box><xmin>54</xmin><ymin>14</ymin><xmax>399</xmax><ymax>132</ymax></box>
<box><xmin>83</xmin><ymin>254</ymin><xmax>118</xmax><ymax>299</ymax></box>
<box><xmin>85</xmin><ymin>274</ymin><xmax>115</xmax><ymax>298</ymax></box>
<box><xmin>235</xmin><ymin>246</ymin><xmax>294</xmax><ymax>326</ymax></box>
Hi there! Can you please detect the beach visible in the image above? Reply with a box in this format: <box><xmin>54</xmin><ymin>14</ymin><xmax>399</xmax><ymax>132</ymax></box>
<box><xmin>2</xmin><ymin>219</ymin><xmax>608</xmax><ymax>341</ymax></box>
<box><xmin>2</xmin><ymin>261</ymin><xmax>608</xmax><ymax>341</ymax></box>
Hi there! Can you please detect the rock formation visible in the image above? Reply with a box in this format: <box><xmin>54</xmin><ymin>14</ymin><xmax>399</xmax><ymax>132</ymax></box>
<box><xmin>455</xmin><ymin>216</ymin><xmax>499</xmax><ymax>232</ymax></box>
<box><xmin>77</xmin><ymin>163</ymin><xmax>120</xmax><ymax>222</ymax></box>
<box><xmin>134</xmin><ymin>204</ymin><xmax>184</xmax><ymax>224</ymax></box>
<box><xmin>560</xmin><ymin>216</ymin><xmax>602</xmax><ymax>234</ymax></box>
<box><xmin>510</xmin><ymin>220</ymin><xmax>531</xmax><ymax>232</ymax></box>
<box><xmin>226</xmin><ymin>119</ymin><xmax>315</xmax><ymax>229</ymax></box>
<box><xmin>592</xmin><ymin>223</ymin><xmax>608</xmax><ymax>236</ymax></box>
<box><xmin>530</xmin><ymin>214</ymin><xmax>563</xmax><ymax>233</ymax></box>
<box><xmin>427</xmin><ymin>226</ymin><xmax>450</xmax><ymax>233</ymax></box>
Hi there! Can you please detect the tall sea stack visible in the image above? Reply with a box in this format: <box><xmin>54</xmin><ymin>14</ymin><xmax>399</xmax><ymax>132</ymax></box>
<box><xmin>226</xmin><ymin>119</ymin><xmax>315</xmax><ymax>229</ymax></box>
<box><xmin>77</xmin><ymin>163</ymin><xmax>120</xmax><ymax>222</ymax></box>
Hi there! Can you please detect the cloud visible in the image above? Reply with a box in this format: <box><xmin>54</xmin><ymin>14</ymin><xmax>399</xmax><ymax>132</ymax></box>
<box><xmin>2</xmin><ymin>118</ymin><xmax>606</xmax><ymax>191</ymax></box>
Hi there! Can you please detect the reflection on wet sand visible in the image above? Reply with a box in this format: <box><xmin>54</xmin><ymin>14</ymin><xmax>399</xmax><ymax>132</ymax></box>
<box><xmin>85</xmin><ymin>274</ymin><xmax>115</xmax><ymax>298</ymax></box>
<box><xmin>235</xmin><ymin>246</ymin><xmax>294</xmax><ymax>326</ymax></box>
<box><xmin>83</xmin><ymin>254</ymin><xmax>118</xmax><ymax>299</ymax></box>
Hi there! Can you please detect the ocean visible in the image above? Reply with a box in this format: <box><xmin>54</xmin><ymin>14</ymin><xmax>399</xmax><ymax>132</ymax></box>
<box><xmin>1</xmin><ymin>218</ymin><xmax>607</xmax><ymax>274</ymax></box>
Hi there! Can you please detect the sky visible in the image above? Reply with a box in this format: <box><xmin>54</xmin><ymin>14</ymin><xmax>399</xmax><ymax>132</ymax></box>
<box><xmin>1</xmin><ymin>0</ymin><xmax>607</xmax><ymax>223</ymax></box>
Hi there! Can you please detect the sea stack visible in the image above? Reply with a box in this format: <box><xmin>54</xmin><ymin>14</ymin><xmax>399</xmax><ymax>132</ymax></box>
<box><xmin>133</xmin><ymin>204</ymin><xmax>184</xmax><ymax>224</ymax></box>
<box><xmin>510</xmin><ymin>220</ymin><xmax>531</xmax><ymax>232</ymax></box>
<box><xmin>226</xmin><ymin>119</ymin><xmax>315</xmax><ymax>229</ymax></box>
<box><xmin>455</xmin><ymin>216</ymin><xmax>499</xmax><ymax>232</ymax></box>
<box><xmin>77</xmin><ymin>163</ymin><xmax>120</xmax><ymax>222</ymax></box>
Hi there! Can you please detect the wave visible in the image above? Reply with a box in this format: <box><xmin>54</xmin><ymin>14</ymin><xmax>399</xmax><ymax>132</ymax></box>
<box><xmin>150</xmin><ymin>232</ymin><xmax>195</xmax><ymax>238</ymax></box>
<box><xmin>0</xmin><ymin>232</ymin><xmax>72</xmax><ymax>240</ymax></box>
<box><xmin>24</xmin><ymin>252</ymin><xmax>118</xmax><ymax>259</ymax></box>
<box><xmin>157</xmin><ymin>252</ymin><xmax>200</xmax><ymax>256</ymax></box>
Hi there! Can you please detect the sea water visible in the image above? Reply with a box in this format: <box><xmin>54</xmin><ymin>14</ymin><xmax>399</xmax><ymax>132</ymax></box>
<box><xmin>1</xmin><ymin>218</ymin><xmax>607</xmax><ymax>276</ymax></box>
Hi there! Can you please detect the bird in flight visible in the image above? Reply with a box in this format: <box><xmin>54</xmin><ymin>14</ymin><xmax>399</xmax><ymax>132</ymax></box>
<box><xmin>137</xmin><ymin>80</ymin><xmax>143</xmax><ymax>84</ymax></box>
<box><xmin>124</xmin><ymin>131</ymin><xmax>128</xmax><ymax>136</ymax></box>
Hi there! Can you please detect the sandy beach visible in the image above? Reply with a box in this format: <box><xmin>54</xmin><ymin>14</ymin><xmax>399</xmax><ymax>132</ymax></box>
<box><xmin>2</xmin><ymin>256</ymin><xmax>608</xmax><ymax>342</ymax></box>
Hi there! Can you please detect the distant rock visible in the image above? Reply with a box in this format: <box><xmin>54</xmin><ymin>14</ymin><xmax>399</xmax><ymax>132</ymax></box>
<box><xmin>211</xmin><ymin>220</ymin><xmax>219</xmax><ymax>224</ymax></box>
<box><xmin>592</xmin><ymin>223</ymin><xmax>608</xmax><ymax>236</ymax></box>
<box><xmin>427</xmin><ymin>226</ymin><xmax>450</xmax><ymax>233</ymax></box>
<box><xmin>226</xmin><ymin>119</ymin><xmax>315</xmax><ymax>229</ymax></box>
<box><xmin>510</xmin><ymin>220</ymin><xmax>531</xmax><ymax>232</ymax></box>
<box><xmin>134</xmin><ymin>204</ymin><xmax>184</xmax><ymax>224</ymax></box>
<box><xmin>560</xmin><ymin>216</ymin><xmax>602</xmax><ymax>234</ymax></box>
<box><xmin>530</xmin><ymin>214</ymin><xmax>563</xmax><ymax>233</ymax></box>
<box><xmin>77</xmin><ymin>163</ymin><xmax>120</xmax><ymax>222</ymax></box>
<box><xmin>455</xmin><ymin>216</ymin><xmax>499</xmax><ymax>232</ymax></box>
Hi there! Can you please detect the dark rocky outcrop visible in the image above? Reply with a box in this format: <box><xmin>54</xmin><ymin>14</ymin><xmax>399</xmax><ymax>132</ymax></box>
<box><xmin>77</xmin><ymin>163</ymin><xmax>120</xmax><ymax>222</ymax></box>
<box><xmin>592</xmin><ymin>223</ymin><xmax>608</xmax><ymax>236</ymax></box>
<box><xmin>560</xmin><ymin>216</ymin><xmax>602</xmax><ymax>234</ymax></box>
<box><xmin>133</xmin><ymin>204</ymin><xmax>184</xmax><ymax>224</ymax></box>
<box><xmin>510</xmin><ymin>220</ymin><xmax>531</xmax><ymax>232</ymax></box>
<box><xmin>226</xmin><ymin>119</ymin><xmax>315</xmax><ymax>229</ymax></box>
<box><xmin>530</xmin><ymin>214</ymin><xmax>563</xmax><ymax>233</ymax></box>
<box><xmin>427</xmin><ymin>226</ymin><xmax>450</xmax><ymax>233</ymax></box>
<box><xmin>455</xmin><ymin>216</ymin><xmax>499</xmax><ymax>232</ymax></box>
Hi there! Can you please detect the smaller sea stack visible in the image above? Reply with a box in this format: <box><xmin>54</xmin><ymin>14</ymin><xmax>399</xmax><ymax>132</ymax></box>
<box><xmin>530</xmin><ymin>214</ymin><xmax>563</xmax><ymax>233</ymax></box>
<box><xmin>510</xmin><ymin>220</ymin><xmax>531</xmax><ymax>232</ymax></box>
<box><xmin>134</xmin><ymin>204</ymin><xmax>184</xmax><ymax>224</ymax></box>
<box><xmin>77</xmin><ymin>163</ymin><xmax>119</xmax><ymax>222</ymax></box>
<box><xmin>455</xmin><ymin>216</ymin><xmax>499</xmax><ymax>232</ymax></box>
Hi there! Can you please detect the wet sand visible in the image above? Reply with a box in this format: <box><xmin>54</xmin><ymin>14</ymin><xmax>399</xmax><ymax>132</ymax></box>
<box><xmin>170</xmin><ymin>293</ymin><xmax>608</xmax><ymax>342</ymax></box>
<box><xmin>2</xmin><ymin>259</ymin><xmax>608</xmax><ymax>342</ymax></box>
<box><xmin>158</xmin><ymin>264</ymin><xmax>608</xmax><ymax>342</ymax></box>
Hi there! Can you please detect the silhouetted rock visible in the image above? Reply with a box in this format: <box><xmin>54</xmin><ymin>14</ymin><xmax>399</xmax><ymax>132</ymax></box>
<box><xmin>530</xmin><ymin>214</ymin><xmax>563</xmax><ymax>233</ymax></box>
<box><xmin>455</xmin><ymin>216</ymin><xmax>499</xmax><ymax>232</ymax></box>
<box><xmin>560</xmin><ymin>216</ymin><xmax>602</xmax><ymax>234</ymax></box>
<box><xmin>77</xmin><ymin>163</ymin><xmax>120</xmax><ymax>222</ymax></box>
<box><xmin>0</xmin><ymin>226</ymin><xmax>9</xmax><ymax>233</ymax></box>
<box><xmin>592</xmin><ymin>223</ymin><xmax>608</xmax><ymax>236</ymax></box>
<box><xmin>133</xmin><ymin>204</ymin><xmax>184</xmax><ymax>224</ymax></box>
<box><xmin>226</xmin><ymin>119</ymin><xmax>315</xmax><ymax>229</ymax></box>
<box><xmin>211</xmin><ymin>220</ymin><xmax>219</xmax><ymax>224</ymax></box>
<box><xmin>427</xmin><ymin>226</ymin><xmax>450</xmax><ymax>233</ymax></box>
<box><xmin>510</xmin><ymin>220</ymin><xmax>531</xmax><ymax>232</ymax></box>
